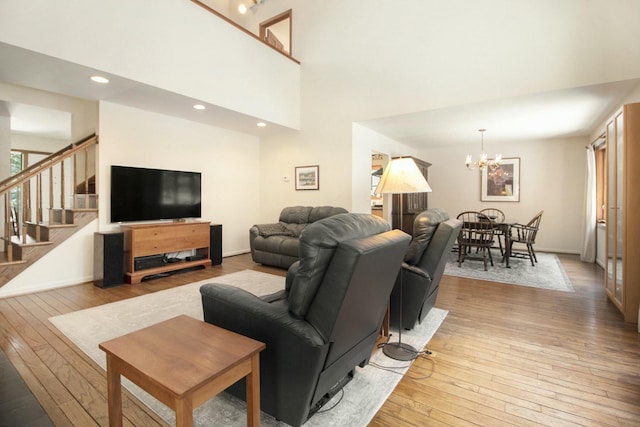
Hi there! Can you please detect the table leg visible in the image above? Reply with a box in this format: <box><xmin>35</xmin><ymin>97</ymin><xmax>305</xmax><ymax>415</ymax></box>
<box><xmin>246</xmin><ymin>354</ymin><xmax>261</xmax><ymax>427</ymax></box>
<box><xmin>105</xmin><ymin>355</ymin><xmax>123</xmax><ymax>427</ymax></box>
<box><xmin>175</xmin><ymin>398</ymin><xmax>194</xmax><ymax>427</ymax></box>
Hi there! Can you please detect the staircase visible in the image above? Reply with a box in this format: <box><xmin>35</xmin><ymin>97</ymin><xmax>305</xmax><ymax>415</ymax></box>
<box><xmin>0</xmin><ymin>134</ymin><xmax>99</xmax><ymax>288</ymax></box>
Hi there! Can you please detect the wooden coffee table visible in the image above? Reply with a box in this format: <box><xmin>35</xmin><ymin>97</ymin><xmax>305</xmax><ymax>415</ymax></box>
<box><xmin>99</xmin><ymin>315</ymin><xmax>265</xmax><ymax>427</ymax></box>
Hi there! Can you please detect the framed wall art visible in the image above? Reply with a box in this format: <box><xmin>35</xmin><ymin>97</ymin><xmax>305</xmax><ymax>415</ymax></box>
<box><xmin>481</xmin><ymin>157</ymin><xmax>520</xmax><ymax>202</ymax></box>
<box><xmin>295</xmin><ymin>165</ymin><xmax>319</xmax><ymax>190</ymax></box>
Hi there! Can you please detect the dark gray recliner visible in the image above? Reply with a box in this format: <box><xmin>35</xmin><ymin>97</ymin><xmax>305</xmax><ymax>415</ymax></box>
<box><xmin>201</xmin><ymin>213</ymin><xmax>410</xmax><ymax>426</ymax></box>
<box><xmin>390</xmin><ymin>208</ymin><xmax>462</xmax><ymax>330</ymax></box>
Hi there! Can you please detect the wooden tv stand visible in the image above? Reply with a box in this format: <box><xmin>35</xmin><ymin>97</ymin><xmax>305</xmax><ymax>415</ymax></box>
<box><xmin>121</xmin><ymin>221</ymin><xmax>212</xmax><ymax>284</ymax></box>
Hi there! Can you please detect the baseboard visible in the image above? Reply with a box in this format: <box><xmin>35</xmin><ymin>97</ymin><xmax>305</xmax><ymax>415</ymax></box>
<box><xmin>0</xmin><ymin>275</ymin><xmax>94</xmax><ymax>299</ymax></box>
<box><xmin>527</xmin><ymin>248</ymin><xmax>580</xmax><ymax>255</ymax></box>
<box><xmin>223</xmin><ymin>249</ymin><xmax>251</xmax><ymax>257</ymax></box>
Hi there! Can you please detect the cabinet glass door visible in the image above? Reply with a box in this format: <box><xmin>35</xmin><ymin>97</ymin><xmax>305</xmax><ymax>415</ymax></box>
<box><xmin>615</xmin><ymin>113</ymin><xmax>624</xmax><ymax>302</ymax></box>
<box><xmin>605</xmin><ymin>119</ymin><xmax>617</xmax><ymax>298</ymax></box>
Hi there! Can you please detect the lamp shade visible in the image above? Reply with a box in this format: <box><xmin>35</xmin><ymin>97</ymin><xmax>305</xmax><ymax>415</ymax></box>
<box><xmin>374</xmin><ymin>157</ymin><xmax>432</xmax><ymax>195</ymax></box>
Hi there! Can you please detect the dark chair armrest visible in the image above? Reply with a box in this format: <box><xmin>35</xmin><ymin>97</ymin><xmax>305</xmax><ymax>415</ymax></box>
<box><xmin>511</xmin><ymin>223</ymin><xmax>538</xmax><ymax>241</ymax></box>
<box><xmin>200</xmin><ymin>283</ymin><xmax>324</xmax><ymax>346</ymax></box>
<box><xmin>286</xmin><ymin>260</ymin><xmax>300</xmax><ymax>291</ymax></box>
<box><xmin>260</xmin><ymin>289</ymin><xmax>289</xmax><ymax>303</ymax></box>
<box><xmin>402</xmin><ymin>263</ymin><xmax>431</xmax><ymax>280</ymax></box>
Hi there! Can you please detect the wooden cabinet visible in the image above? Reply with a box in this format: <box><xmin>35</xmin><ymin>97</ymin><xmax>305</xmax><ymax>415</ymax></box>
<box><xmin>604</xmin><ymin>103</ymin><xmax>640</xmax><ymax>323</ymax></box>
<box><xmin>392</xmin><ymin>156</ymin><xmax>431</xmax><ymax>234</ymax></box>
<box><xmin>121</xmin><ymin>221</ymin><xmax>212</xmax><ymax>284</ymax></box>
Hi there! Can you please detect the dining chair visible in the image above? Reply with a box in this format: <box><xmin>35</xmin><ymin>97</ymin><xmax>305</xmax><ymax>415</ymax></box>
<box><xmin>456</xmin><ymin>211</ymin><xmax>495</xmax><ymax>271</ymax></box>
<box><xmin>509</xmin><ymin>210</ymin><xmax>543</xmax><ymax>266</ymax></box>
<box><xmin>480</xmin><ymin>208</ymin><xmax>505</xmax><ymax>255</ymax></box>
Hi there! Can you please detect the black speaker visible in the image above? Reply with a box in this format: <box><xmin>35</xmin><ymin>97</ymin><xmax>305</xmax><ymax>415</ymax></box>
<box><xmin>210</xmin><ymin>224</ymin><xmax>222</xmax><ymax>265</ymax></box>
<box><xmin>93</xmin><ymin>231</ymin><xmax>124</xmax><ymax>288</ymax></box>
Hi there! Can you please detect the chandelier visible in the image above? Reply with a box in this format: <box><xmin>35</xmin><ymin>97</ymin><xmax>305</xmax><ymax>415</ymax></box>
<box><xmin>465</xmin><ymin>129</ymin><xmax>502</xmax><ymax>171</ymax></box>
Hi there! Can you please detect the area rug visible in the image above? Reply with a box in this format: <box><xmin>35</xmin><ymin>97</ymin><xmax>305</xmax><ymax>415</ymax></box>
<box><xmin>49</xmin><ymin>270</ymin><xmax>447</xmax><ymax>426</ymax></box>
<box><xmin>444</xmin><ymin>250</ymin><xmax>574</xmax><ymax>292</ymax></box>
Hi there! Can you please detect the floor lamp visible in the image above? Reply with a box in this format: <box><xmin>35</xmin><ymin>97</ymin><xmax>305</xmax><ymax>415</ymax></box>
<box><xmin>375</xmin><ymin>157</ymin><xmax>432</xmax><ymax>361</ymax></box>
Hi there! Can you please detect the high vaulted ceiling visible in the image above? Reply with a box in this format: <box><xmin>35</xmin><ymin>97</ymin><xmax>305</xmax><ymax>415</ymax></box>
<box><xmin>2</xmin><ymin>0</ymin><xmax>640</xmax><ymax>147</ymax></box>
<box><xmin>5</xmin><ymin>38</ymin><xmax>638</xmax><ymax>147</ymax></box>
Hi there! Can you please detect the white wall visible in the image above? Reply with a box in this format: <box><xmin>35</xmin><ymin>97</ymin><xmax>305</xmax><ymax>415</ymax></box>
<box><xmin>351</xmin><ymin>124</ymin><xmax>420</xmax><ymax>217</ymax></box>
<box><xmin>97</xmin><ymin>102</ymin><xmax>261</xmax><ymax>255</ymax></box>
<box><xmin>353</xmin><ymin>124</ymin><xmax>588</xmax><ymax>253</ymax></box>
<box><xmin>2</xmin><ymin>0</ymin><xmax>640</xmax><ymax>296</ymax></box>
<box><xmin>258</xmin><ymin>0</ymin><xmax>640</xmax><ymax>254</ymax></box>
<box><xmin>421</xmin><ymin>137</ymin><xmax>587</xmax><ymax>253</ymax></box>
<box><xmin>256</xmin><ymin>121</ymin><xmax>354</xmax><ymax>223</ymax></box>
<box><xmin>0</xmin><ymin>220</ymin><xmax>98</xmax><ymax>298</ymax></box>
<box><xmin>0</xmin><ymin>0</ymin><xmax>299</xmax><ymax>130</ymax></box>
<box><xmin>0</xmin><ymin>82</ymin><xmax>97</xmax><ymax>142</ymax></box>
<box><xmin>11</xmin><ymin>133</ymin><xmax>68</xmax><ymax>153</ymax></box>
<box><xmin>0</xmin><ymin>102</ymin><xmax>261</xmax><ymax>298</ymax></box>
<box><xmin>621</xmin><ymin>85</ymin><xmax>640</xmax><ymax>107</ymax></box>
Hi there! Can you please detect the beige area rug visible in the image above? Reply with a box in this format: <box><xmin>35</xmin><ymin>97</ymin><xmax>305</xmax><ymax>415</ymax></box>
<box><xmin>49</xmin><ymin>270</ymin><xmax>447</xmax><ymax>426</ymax></box>
<box><xmin>445</xmin><ymin>251</ymin><xmax>574</xmax><ymax>292</ymax></box>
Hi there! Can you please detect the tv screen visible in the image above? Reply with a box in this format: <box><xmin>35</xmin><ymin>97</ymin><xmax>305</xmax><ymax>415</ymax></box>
<box><xmin>110</xmin><ymin>165</ymin><xmax>202</xmax><ymax>223</ymax></box>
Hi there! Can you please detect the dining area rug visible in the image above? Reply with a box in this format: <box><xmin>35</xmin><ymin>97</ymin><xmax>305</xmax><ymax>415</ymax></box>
<box><xmin>444</xmin><ymin>250</ymin><xmax>574</xmax><ymax>292</ymax></box>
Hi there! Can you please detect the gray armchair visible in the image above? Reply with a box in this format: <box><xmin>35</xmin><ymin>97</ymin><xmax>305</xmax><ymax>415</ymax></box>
<box><xmin>390</xmin><ymin>208</ymin><xmax>462</xmax><ymax>330</ymax></box>
<box><xmin>200</xmin><ymin>213</ymin><xmax>410</xmax><ymax>426</ymax></box>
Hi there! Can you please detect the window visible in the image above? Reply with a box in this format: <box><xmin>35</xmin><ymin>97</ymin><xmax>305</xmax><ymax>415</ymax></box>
<box><xmin>10</xmin><ymin>151</ymin><xmax>23</xmax><ymax>209</ymax></box>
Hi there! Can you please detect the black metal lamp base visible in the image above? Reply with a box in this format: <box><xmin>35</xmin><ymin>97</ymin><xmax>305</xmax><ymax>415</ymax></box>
<box><xmin>382</xmin><ymin>341</ymin><xmax>420</xmax><ymax>361</ymax></box>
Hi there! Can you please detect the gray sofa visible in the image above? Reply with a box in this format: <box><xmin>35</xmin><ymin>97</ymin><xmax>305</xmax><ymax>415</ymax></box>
<box><xmin>249</xmin><ymin>205</ymin><xmax>348</xmax><ymax>269</ymax></box>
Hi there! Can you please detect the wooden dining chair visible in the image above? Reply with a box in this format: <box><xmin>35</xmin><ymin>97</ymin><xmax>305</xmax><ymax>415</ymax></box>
<box><xmin>456</xmin><ymin>211</ymin><xmax>495</xmax><ymax>271</ymax></box>
<box><xmin>480</xmin><ymin>208</ymin><xmax>505</xmax><ymax>255</ymax></box>
<box><xmin>509</xmin><ymin>210</ymin><xmax>543</xmax><ymax>266</ymax></box>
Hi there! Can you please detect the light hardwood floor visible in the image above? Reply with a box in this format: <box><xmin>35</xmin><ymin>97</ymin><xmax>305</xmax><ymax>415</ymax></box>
<box><xmin>1</xmin><ymin>253</ymin><xmax>639</xmax><ymax>426</ymax></box>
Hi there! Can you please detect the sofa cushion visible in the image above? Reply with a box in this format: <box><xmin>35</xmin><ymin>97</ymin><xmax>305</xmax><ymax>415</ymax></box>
<box><xmin>279</xmin><ymin>206</ymin><xmax>313</xmax><ymax>224</ymax></box>
<box><xmin>256</xmin><ymin>235</ymin><xmax>300</xmax><ymax>257</ymax></box>
<box><xmin>404</xmin><ymin>208</ymin><xmax>450</xmax><ymax>265</ymax></box>
<box><xmin>308</xmin><ymin>206</ymin><xmax>348</xmax><ymax>223</ymax></box>
<box><xmin>288</xmin><ymin>213</ymin><xmax>391</xmax><ymax>317</ymax></box>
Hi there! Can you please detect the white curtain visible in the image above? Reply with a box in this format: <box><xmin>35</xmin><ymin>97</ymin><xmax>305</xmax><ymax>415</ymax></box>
<box><xmin>581</xmin><ymin>146</ymin><xmax>596</xmax><ymax>262</ymax></box>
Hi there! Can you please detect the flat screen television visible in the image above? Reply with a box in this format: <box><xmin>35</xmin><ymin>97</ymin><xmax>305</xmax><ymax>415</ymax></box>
<box><xmin>110</xmin><ymin>165</ymin><xmax>202</xmax><ymax>223</ymax></box>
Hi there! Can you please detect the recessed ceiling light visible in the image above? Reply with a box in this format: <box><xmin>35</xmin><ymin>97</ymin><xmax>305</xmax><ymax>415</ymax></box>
<box><xmin>90</xmin><ymin>75</ymin><xmax>109</xmax><ymax>84</ymax></box>
<box><xmin>238</xmin><ymin>4</ymin><xmax>248</xmax><ymax>14</ymax></box>
<box><xmin>257</xmin><ymin>122</ymin><xmax>267</xmax><ymax>127</ymax></box>
<box><xmin>193</xmin><ymin>104</ymin><xmax>206</xmax><ymax>110</ymax></box>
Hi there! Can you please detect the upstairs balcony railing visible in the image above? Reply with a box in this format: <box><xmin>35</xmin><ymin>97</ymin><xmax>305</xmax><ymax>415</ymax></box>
<box><xmin>0</xmin><ymin>134</ymin><xmax>98</xmax><ymax>263</ymax></box>
<box><xmin>190</xmin><ymin>0</ymin><xmax>298</xmax><ymax>64</ymax></box>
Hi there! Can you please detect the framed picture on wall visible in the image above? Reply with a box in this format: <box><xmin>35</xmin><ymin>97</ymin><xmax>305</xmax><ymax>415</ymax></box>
<box><xmin>295</xmin><ymin>165</ymin><xmax>319</xmax><ymax>190</ymax></box>
<box><xmin>481</xmin><ymin>157</ymin><xmax>520</xmax><ymax>202</ymax></box>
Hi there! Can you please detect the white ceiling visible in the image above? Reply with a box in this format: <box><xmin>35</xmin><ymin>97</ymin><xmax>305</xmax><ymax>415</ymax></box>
<box><xmin>0</xmin><ymin>42</ymin><xmax>292</xmax><ymax>140</ymax></box>
<box><xmin>7</xmin><ymin>103</ymin><xmax>72</xmax><ymax>140</ymax></box>
<box><xmin>359</xmin><ymin>79</ymin><xmax>640</xmax><ymax>149</ymax></box>
<box><xmin>2</xmin><ymin>42</ymin><xmax>639</xmax><ymax>146</ymax></box>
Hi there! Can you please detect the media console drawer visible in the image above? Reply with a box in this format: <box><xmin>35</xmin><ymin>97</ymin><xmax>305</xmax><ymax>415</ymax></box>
<box><xmin>121</xmin><ymin>221</ymin><xmax>211</xmax><ymax>284</ymax></box>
